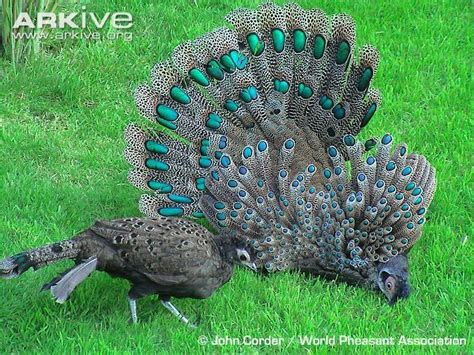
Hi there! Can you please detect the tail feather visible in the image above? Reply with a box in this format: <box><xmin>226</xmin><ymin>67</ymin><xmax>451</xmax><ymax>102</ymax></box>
<box><xmin>0</xmin><ymin>253</ymin><xmax>32</xmax><ymax>279</ymax></box>
<box><xmin>0</xmin><ymin>239</ymin><xmax>81</xmax><ymax>279</ymax></box>
<box><xmin>41</xmin><ymin>266</ymin><xmax>76</xmax><ymax>292</ymax></box>
<box><xmin>50</xmin><ymin>257</ymin><xmax>98</xmax><ymax>304</ymax></box>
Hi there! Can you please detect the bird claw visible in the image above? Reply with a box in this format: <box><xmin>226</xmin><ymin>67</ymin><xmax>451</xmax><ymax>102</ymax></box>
<box><xmin>187</xmin><ymin>313</ymin><xmax>201</xmax><ymax>329</ymax></box>
<box><xmin>187</xmin><ymin>322</ymin><xmax>198</xmax><ymax>330</ymax></box>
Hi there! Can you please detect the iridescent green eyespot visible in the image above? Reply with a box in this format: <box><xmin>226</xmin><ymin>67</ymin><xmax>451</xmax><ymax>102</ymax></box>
<box><xmin>147</xmin><ymin>181</ymin><xmax>172</xmax><ymax>193</ymax></box>
<box><xmin>189</xmin><ymin>68</ymin><xmax>209</xmax><ymax>86</ymax></box>
<box><xmin>357</xmin><ymin>67</ymin><xmax>373</xmax><ymax>91</ymax></box>
<box><xmin>157</xmin><ymin>104</ymin><xmax>178</xmax><ymax>121</ymax></box>
<box><xmin>293</xmin><ymin>29</ymin><xmax>306</xmax><ymax>53</ymax></box>
<box><xmin>145</xmin><ymin>140</ymin><xmax>169</xmax><ymax>154</ymax></box>
<box><xmin>272</xmin><ymin>28</ymin><xmax>285</xmax><ymax>53</ymax></box>
<box><xmin>332</xmin><ymin>103</ymin><xmax>345</xmax><ymax>119</ymax></box>
<box><xmin>170</xmin><ymin>86</ymin><xmax>190</xmax><ymax>105</ymax></box>
<box><xmin>158</xmin><ymin>207</ymin><xmax>184</xmax><ymax>217</ymax></box>
<box><xmin>145</xmin><ymin>158</ymin><xmax>169</xmax><ymax>171</ymax></box>
<box><xmin>229</xmin><ymin>50</ymin><xmax>248</xmax><ymax>69</ymax></box>
<box><xmin>168</xmin><ymin>194</ymin><xmax>193</xmax><ymax>204</ymax></box>
<box><xmin>361</xmin><ymin>103</ymin><xmax>377</xmax><ymax>128</ymax></box>
<box><xmin>220</xmin><ymin>54</ymin><xmax>236</xmax><ymax>72</ymax></box>
<box><xmin>247</xmin><ymin>33</ymin><xmax>265</xmax><ymax>56</ymax></box>
<box><xmin>319</xmin><ymin>95</ymin><xmax>333</xmax><ymax>109</ymax></box>
<box><xmin>313</xmin><ymin>35</ymin><xmax>325</xmax><ymax>59</ymax></box>
<box><xmin>206</xmin><ymin>113</ymin><xmax>223</xmax><ymax>129</ymax></box>
<box><xmin>224</xmin><ymin>99</ymin><xmax>239</xmax><ymax>112</ymax></box>
<box><xmin>206</xmin><ymin>60</ymin><xmax>224</xmax><ymax>80</ymax></box>
<box><xmin>274</xmin><ymin>79</ymin><xmax>289</xmax><ymax>93</ymax></box>
<box><xmin>298</xmin><ymin>83</ymin><xmax>313</xmax><ymax>98</ymax></box>
<box><xmin>336</xmin><ymin>40</ymin><xmax>350</xmax><ymax>64</ymax></box>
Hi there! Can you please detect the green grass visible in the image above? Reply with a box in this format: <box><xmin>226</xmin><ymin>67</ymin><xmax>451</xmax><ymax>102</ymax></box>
<box><xmin>0</xmin><ymin>0</ymin><xmax>472</xmax><ymax>353</ymax></box>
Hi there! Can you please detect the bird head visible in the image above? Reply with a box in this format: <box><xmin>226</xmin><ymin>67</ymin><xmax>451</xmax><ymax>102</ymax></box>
<box><xmin>231</xmin><ymin>235</ymin><xmax>257</xmax><ymax>272</ymax></box>
<box><xmin>376</xmin><ymin>254</ymin><xmax>410</xmax><ymax>304</ymax></box>
<box><xmin>223</xmin><ymin>234</ymin><xmax>257</xmax><ymax>272</ymax></box>
<box><xmin>235</xmin><ymin>247</ymin><xmax>258</xmax><ymax>272</ymax></box>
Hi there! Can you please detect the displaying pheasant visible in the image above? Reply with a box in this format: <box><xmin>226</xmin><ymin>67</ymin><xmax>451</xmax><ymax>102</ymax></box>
<box><xmin>0</xmin><ymin>217</ymin><xmax>257</xmax><ymax>326</ymax></box>
<box><xmin>125</xmin><ymin>2</ymin><xmax>436</xmax><ymax>304</ymax></box>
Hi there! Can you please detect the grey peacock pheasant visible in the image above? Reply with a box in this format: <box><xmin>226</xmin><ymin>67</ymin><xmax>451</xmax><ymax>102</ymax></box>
<box><xmin>0</xmin><ymin>217</ymin><xmax>256</xmax><ymax>325</ymax></box>
<box><xmin>124</xmin><ymin>2</ymin><xmax>436</xmax><ymax>304</ymax></box>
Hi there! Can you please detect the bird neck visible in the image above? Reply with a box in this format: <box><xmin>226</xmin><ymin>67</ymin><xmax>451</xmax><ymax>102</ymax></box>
<box><xmin>211</xmin><ymin>235</ymin><xmax>237</xmax><ymax>265</ymax></box>
<box><xmin>295</xmin><ymin>256</ymin><xmax>380</xmax><ymax>289</ymax></box>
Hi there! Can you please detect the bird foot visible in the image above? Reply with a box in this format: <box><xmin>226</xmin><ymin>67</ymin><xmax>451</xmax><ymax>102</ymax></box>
<box><xmin>161</xmin><ymin>300</ymin><xmax>198</xmax><ymax>329</ymax></box>
<box><xmin>128</xmin><ymin>297</ymin><xmax>138</xmax><ymax>324</ymax></box>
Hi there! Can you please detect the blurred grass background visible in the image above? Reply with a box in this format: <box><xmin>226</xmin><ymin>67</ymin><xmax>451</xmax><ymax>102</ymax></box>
<box><xmin>0</xmin><ymin>0</ymin><xmax>472</xmax><ymax>353</ymax></box>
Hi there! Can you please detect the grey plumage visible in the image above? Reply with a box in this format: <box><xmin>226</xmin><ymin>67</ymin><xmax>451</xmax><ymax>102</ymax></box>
<box><xmin>0</xmin><ymin>217</ymin><xmax>256</xmax><ymax>325</ymax></box>
<box><xmin>124</xmin><ymin>2</ymin><xmax>436</xmax><ymax>303</ymax></box>
<box><xmin>50</xmin><ymin>257</ymin><xmax>98</xmax><ymax>304</ymax></box>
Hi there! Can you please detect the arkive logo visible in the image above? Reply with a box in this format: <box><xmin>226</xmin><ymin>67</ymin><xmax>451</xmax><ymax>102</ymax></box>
<box><xmin>13</xmin><ymin>7</ymin><xmax>133</xmax><ymax>29</ymax></box>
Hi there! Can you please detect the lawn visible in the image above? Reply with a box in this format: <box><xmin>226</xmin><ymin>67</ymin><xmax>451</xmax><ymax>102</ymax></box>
<box><xmin>0</xmin><ymin>0</ymin><xmax>472</xmax><ymax>353</ymax></box>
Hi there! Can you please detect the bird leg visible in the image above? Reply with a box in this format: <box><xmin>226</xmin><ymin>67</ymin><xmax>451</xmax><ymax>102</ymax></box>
<box><xmin>160</xmin><ymin>299</ymin><xmax>197</xmax><ymax>329</ymax></box>
<box><xmin>128</xmin><ymin>297</ymin><xmax>138</xmax><ymax>324</ymax></box>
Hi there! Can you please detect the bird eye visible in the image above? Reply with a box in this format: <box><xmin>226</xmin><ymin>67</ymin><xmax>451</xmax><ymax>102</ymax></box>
<box><xmin>386</xmin><ymin>282</ymin><xmax>393</xmax><ymax>290</ymax></box>
<box><xmin>239</xmin><ymin>254</ymin><xmax>247</xmax><ymax>261</ymax></box>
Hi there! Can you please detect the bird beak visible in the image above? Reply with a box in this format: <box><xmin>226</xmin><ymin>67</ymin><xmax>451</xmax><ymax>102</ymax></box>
<box><xmin>247</xmin><ymin>262</ymin><xmax>258</xmax><ymax>272</ymax></box>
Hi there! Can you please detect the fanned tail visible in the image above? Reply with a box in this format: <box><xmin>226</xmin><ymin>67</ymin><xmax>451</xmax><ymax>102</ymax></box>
<box><xmin>125</xmin><ymin>2</ymin><xmax>381</xmax><ymax>218</ymax></box>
